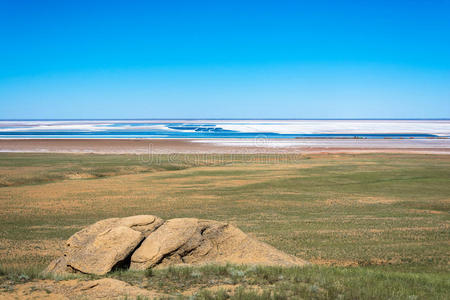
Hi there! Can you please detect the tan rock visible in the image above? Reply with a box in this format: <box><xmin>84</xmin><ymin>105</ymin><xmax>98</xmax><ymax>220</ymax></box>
<box><xmin>67</xmin><ymin>226</ymin><xmax>143</xmax><ymax>275</ymax></box>
<box><xmin>130</xmin><ymin>218</ymin><xmax>201</xmax><ymax>269</ymax></box>
<box><xmin>0</xmin><ymin>278</ymin><xmax>167</xmax><ymax>299</ymax></box>
<box><xmin>45</xmin><ymin>215</ymin><xmax>163</xmax><ymax>275</ymax></box>
<box><xmin>130</xmin><ymin>218</ymin><xmax>307</xmax><ymax>270</ymax></box>
<box><xmin>70</xmin><ymin>278</ymin><xmax>165</xmax><ymax>299</ymax></box>
<box><xmin>118</xmin><ymin>215</ymin><xmax>165</xmax><ymax>237</ymax></box>
<box><xmin>66</xmin><ymin>215</ymin><xmax>164</xmax><ymax>250</ymax></box>
<box><xmin>45</xmin><ymin>215</ymin><xmax>307</xmax><ymax>276</ymax></box>
<box><xmin>44</xmin><ymin>256</ymin><xmax>74</xmax><ymax>275</ymax></box>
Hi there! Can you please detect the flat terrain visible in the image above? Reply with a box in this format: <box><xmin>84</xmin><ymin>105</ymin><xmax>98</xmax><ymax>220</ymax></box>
<box><xmin>0</xmin><ymin>138</ymin><xmax>449</xmax><ymax>154</ymax></box>
<box><xmin>0</xmin><ymin>153</ymin><xmax>449</xmax><ymax>299</ymax></box>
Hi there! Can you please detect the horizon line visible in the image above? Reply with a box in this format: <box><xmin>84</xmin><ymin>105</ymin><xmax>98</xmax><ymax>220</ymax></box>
<box><xmin>0</xmin><ymin>118</ymin><xmax>449</xmax><ymax>121</ymax></box>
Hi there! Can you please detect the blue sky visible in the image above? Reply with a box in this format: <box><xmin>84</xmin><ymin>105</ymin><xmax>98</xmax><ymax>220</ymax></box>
<box><xmin>0</xmin><ymin>0</ymin><xmax>449</xmax><ymax>119</ymax></box>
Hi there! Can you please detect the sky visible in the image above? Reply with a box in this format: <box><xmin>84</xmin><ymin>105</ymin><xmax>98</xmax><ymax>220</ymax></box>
<box><xmin>0</xmin><ymin>0</ymin><xmax>449</xmax><ymax>119</ymax></box>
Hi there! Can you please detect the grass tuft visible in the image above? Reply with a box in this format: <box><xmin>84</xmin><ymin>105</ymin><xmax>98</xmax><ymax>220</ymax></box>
<box><xmin>106</xmin><ymin>264</ymin><xmax>450</xmax><ymax>299</ymax></box>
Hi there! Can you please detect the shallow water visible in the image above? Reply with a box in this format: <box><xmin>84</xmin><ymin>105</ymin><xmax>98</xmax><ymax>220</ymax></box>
<box><xmin>0</xmin><ymin>120</ymin><xmax>448</xmax><ymax>139</ymax></box>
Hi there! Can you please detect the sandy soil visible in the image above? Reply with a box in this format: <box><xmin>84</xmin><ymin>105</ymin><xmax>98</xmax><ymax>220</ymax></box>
<box><xmin>0</xmin><ymin>138</ymin><xmax>449</xmax><ymax>154</ymax></box>
<box><xmin>0</xmin><ymin>278</ymin><xmax>166</xmax><ymax>299</ymax></box>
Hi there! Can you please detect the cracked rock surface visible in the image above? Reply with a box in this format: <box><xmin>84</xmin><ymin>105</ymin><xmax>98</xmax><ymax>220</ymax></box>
<box><xmin>130</xmin><ymin>218</ymin><xmax>307</xmax><ymax>270</ymax></box>
<box><xmin>45</xmin><ymin>215</ymin><xmax>164</xmax><ymax>275</ymax></box>
<box><xmin>45</xmin><ymin>215</ymin><xmax>307</xmax><ymax>276</ymax></box>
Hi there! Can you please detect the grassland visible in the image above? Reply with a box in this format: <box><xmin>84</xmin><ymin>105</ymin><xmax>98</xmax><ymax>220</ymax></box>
<box><xmin>0</xmin><ymin>152</ymin><xmax>449</xmax><ymax>299</ymax></box>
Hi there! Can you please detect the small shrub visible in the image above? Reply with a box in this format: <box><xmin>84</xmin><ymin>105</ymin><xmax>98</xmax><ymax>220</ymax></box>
<box><xmin>0</xmin><ymin>265</ymin><xmax>6</xmax><ymax>276</ymax></box>
<box><xmin>191</xmin><ymin>270</ymin><xmax>203</xmax><ymax>278</ymax></box>
<box><xmin>144</xmin><ymin>268</ymin><xmax>153</xmax><ymax>278</ymax></box>
<box><xmin>18</xmin><ymin>274</ymin><xmax>30</xmax><ymax>281</ymax></box>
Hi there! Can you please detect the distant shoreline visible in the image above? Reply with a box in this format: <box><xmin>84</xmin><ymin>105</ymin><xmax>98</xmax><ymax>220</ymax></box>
<box><xmin>1</xmin><ymin>118</ymin><xmax>450</xmax><ymax>121</ymax></box>
<box><xmin>1</xmin><ymin>138</ymin><xmax>449</xmax><ymax>155</ymax></box>
<box><xmin>1</xmin><ymin>120</ymin><xmax>449</xmax><ymax>139</ymax></box>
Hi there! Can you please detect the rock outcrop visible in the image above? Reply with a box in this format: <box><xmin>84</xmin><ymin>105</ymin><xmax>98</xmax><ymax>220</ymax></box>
<box><xmin>130</xmin><ymin>218</ymin><xmax>307</xmax><ymax>270</ymax></box>
<box><xmin>45</xmin><ymin>215</ymin><xmax>164</xmax><ymax>275</ymax></box>
<box><xmin>0</xmin><ymin>278</ymin><xmax>167</xmax><ymax>299</ymax></box>
<box><xmin>46</xmin><ymin>215</ymin><xmax>307</xmax><ymax>276</ymax></box>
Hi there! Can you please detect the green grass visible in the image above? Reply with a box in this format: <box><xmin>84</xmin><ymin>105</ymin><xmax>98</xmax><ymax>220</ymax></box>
<box><xmin>0</xmin><ymin>153</ymin><xmax>449</xmax><ymax>298</ymax></box>
<box><xmin>3</xmin><ymin>264</ymin><xmax>447</xmax><ymax>299</ymax></box>
<box><xmin>0</xmin><ymin>153</ymin><xmax>201</xmax><ymax>187</ymax></box>
<box><xmin>164</xmin><ymin>264</ymin><xmax>448</xmax><ymax>299</ymax></box>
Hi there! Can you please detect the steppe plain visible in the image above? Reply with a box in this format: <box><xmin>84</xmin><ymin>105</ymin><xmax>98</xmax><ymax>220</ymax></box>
<box><xmin>0</xmin><ymin>145</ymin><xmax>449</xmax><ymax>299</ymax></box>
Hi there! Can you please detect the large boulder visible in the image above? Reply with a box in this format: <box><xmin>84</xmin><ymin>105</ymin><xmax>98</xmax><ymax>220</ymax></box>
<box><xmin>45</xmin><ymin>215</ymin><xmax>308</xmax><ymax>276</ymax></box>
<box><xmin>45</xmin><ymin>215</ymin><xmax>164</xmax><ymax>275</ymax></box>
<box><xmin>130</xmin><ymin>218</ymin><xmax>307</xmax><ymax>270</ymax></box>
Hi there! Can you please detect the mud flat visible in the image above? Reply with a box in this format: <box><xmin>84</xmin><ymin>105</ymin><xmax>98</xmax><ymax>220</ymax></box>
<box><xmin>0</xmin><ymin>138</ymin><xmax>449</xmax><ymax>154</ymax></box>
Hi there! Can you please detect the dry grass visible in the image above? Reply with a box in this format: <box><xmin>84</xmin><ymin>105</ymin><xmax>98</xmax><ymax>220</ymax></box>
<box><xmin>0</xmin><ymin>153</ymin><xmax>449</xmax><ymax>279</ymax></box>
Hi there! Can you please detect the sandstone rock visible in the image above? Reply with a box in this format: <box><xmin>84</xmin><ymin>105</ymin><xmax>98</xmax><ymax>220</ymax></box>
<box><xmin>67</xmin><ymin>226</ymin><xmax>143</xmax><ymax>275</ymax></box>
<box><xmin>118</xmin><ymin>215</ymin><xmax>165</xmax><ymax>236</ymax></box>
<box><xmin>44</xmin><ymin>256</ymin><xmax>74</xmax><ymax>275</ymax></box>
<box><xmin>45</xmin><ymin>215</ymin><xmax>307</xmax><ymax>276</ymax></box>
<box><xmin>69</xmin><ymin>278</ymin><xmax>165</xmax><ymax>299</ymax></box>
<box><xmin>0</xmin><ymin>278</ymin><xmax>167</xmax><ymax>299</ymax></box>
<box><xmin>45</xmin><ymin>215</ymin><xmax>163</xmax><ymax>275</ymax></box>
<box><xmin>130</xmin><ymin>218</ymin><xmax>307</xmax><ymax>270</ymax></box>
